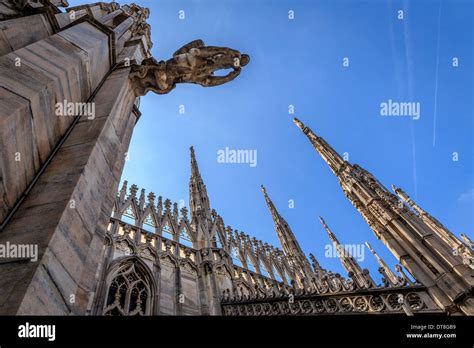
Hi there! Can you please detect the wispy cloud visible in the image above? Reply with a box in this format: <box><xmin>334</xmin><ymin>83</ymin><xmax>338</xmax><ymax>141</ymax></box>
<box><xmin>458</xmin><ymin>188</ymin><xmax>474</xmax><ymax>203</ymax></box>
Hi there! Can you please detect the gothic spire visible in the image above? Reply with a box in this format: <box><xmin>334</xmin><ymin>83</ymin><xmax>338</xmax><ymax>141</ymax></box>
<box><xmin>309</xmin><ymin>253</ymin><xmax>326</xmax><ymax>276</ymax></box>
<box><xmin>297</xmin><ymin>118</ymin><xmax>474</xmax><ymax>312</ymax></box>
<box><xmin>261</xmin><ymin>185</ymin><xmax>283</xmax><ymax>224</ymax></box>
<box><xmin>293</xmin><ymin>117</ymin><xmax>345</xmax><ymax>176</ymax></box>
<box><xmin>319</xmin><ymin>216</ymin><xmax>374</xmax><ymax>288</ymax></box>
<box><xmin>261</xmin><ymin>185</ymin><xmax>296</xmax><ymax>252</ymax></box>
<box><xmin>261</xmin><ymin>185</ymin><xmax>313</xmax><ymax>286</ymax></box>
<box><xmin>189</xmin><ymin>146</ymin><xmax>211</xmax><ymax>222</ymax></box>
<box><xmin>190</xmin><ymin>145</ymin><xmax>201</xmax><ymax>178</ymax></box>
<box><xmin>365</xmin><ymin>241</ymin><xmax>400</xmax><ymax>286</ymax></box>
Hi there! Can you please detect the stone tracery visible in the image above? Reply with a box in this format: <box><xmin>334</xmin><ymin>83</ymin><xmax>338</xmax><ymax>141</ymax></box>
<box><xmin>103</xmin><ymin>259</ymin><xmax>154</xmax><ymax>316</ymax></box>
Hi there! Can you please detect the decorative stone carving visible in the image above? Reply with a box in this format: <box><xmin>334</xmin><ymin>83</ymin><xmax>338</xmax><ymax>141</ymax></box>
<box><xmin>138</xmin><ymin>247</ymin><xmax>155</xmax><ymax>261</ymax></box>
<box><xmin>129</xmin><ymin>39</ymin><xmax>249</xmax><ymax>96</ymax></box>
<box><xmin>160</xmin><ymin>256</ymin><xmax>175</xmax><ymax>269</ymax></box>
<box><xmin>180</xmin><ymin>261</ymin><xmax>197</xmax><ymax>276</ymax></box>
<box><xmin>116</xmin><ymin>240</ymin><xmax>133</xmax><ymax>255</ymax></box>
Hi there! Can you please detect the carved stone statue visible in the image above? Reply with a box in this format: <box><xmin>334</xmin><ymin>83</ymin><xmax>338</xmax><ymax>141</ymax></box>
<box><xmin>130</xmin><ymin>39</ymin><xmax>249</xmax><ymax>96</ymax></box>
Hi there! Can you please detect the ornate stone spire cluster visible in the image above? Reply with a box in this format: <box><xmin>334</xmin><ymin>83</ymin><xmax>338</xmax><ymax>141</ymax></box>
<box><xmin>293</xmin><ymin>117</ymin><xmax>474</xmax><ymax>315</ymax></box>
<box><xmin>108</xmin><ymin>144</ymin><xmax>453</xmax><ymax>315</ymax></box>
<box><xmin>112</xmin><ymin>150</ymin><xmax>304</xmax><ymax>289</ymax></box>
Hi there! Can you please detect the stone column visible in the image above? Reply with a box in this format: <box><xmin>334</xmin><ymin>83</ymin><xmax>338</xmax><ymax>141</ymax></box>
<box><xmin>0</xmin><ymin>66</ymin><xmax>138</xmax><ymax>314</ymax></box>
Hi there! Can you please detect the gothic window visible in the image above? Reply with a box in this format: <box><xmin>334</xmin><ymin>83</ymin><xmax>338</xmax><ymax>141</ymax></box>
<box><xmin>103</xmin><ymin>260</ymin><xmax>154</xmax><ymax>316</ymax></box>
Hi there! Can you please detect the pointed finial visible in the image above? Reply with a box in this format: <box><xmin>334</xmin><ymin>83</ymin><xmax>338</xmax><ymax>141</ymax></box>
<box><xmin>147</xmin><ymin>191</ymin><xmax>156</xmax><ymax>205</ymax></box>
<box><xmin>190</xmin><ymin>146</ymin><xmax>199</xmax><ymax>176</ymax></box>
<box><xmin>365</xmin><ymin>241</ymin><xmax>375</xmax><ymax>255</ymax></box>
<box><xmin>293</xmin><ymin>117</ymin><xmax>305</xmax><ymax>130</ymax></box>
<box><xmin>139</xmin><ymin>188</ymin><xmax>146</xmax><ymax>207</ymax></box>
<box><xmin>130</xmin><ymin>184</ymin><xmax>138</xmax><ymax>198</ymax></box>
<box><xmin>164</xmin><ymin>198</ymin><xmax>171</xmax><ymax>211</ymax></box>
<box><xmin>319</xmin><ymin>216</ymin><xmax>327</xmax><ymax>228</ymax></box>
<box><xmin>391</xmin><ymin>184</ymin><xmax>403</xmax><ymax>196</ymax></box>
<box><xmin>120</xmin><ymin>180</ymin><xmax>128</xmax><ymax>193</ymax></box>
<box><xmin>293</xmin><ymin>117</ymin><xmax>310</xmax><ymax>134</ymax></box>
<box><xmin>319</xmin><ymin>216</ymin><xmax>338</xmax><ymax>243</ymax></box>
<box><xmin>119</xmin><ymin>180</ymin><xmax>128</xmax><ymax>200</ymax></box>
<box><xmin>261</xmin><ymin>185</ymin><xmax>270</xmax><ymax>202</ymax></box>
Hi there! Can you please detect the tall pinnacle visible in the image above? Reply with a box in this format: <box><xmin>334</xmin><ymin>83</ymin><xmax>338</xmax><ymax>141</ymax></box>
<box><xmin>261</xmin><ymin>185</ymin><xmax>293</xmax><ymax>247</ymax></box>
<box><xmin>189</xmin><ymin>146</ymin><xmax>211</xmax><ymax>221</ymax></box>
<box><xmin>319</xmin><ymin>216</ymin><xmax>374</xmax><ymax>288</ymax></box>
<box><xmin>293</xmin><ymin>117</ymin><xmax>345</xmax><ymax>175</ymax></box>
<box><xmin>319</xmin><ymin>216</ymin><xmax>341</xmax><ymax>246</ymax></box>
<box><xmin>261</xmin><ymin>185</ymin><xmax>282</xmax><ymax>223</ymax></box>
<box><xmin>293</xmin><ymin>117</ymin><xmax>307</xmax><ymax>133</ymax></box>
<box><xmin>190</xmin><ymin>146</ymin><xmax>200</xmax><ymax>178</ymax></box>
<box><xmin>261</xmin><ymin>185</ymin><xmax>313</xmax><ymax>284</ymax></box>
<box><xmin>365</xmin><ymin>241</ymin><xmax>400</xmax><ymax>286</ymax></box>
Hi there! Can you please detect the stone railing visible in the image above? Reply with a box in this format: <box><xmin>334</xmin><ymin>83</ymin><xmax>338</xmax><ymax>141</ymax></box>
<box><xmin>221</xmin><ymin>285</ymin><xmax>443</xmax><ymax>316</ymax></box>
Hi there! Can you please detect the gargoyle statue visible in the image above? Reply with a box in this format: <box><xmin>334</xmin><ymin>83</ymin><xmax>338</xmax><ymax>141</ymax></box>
<box><xmin>130</xmin><ymin>39</ymin><xmax>250</xmax><ymax>96</ymax></box>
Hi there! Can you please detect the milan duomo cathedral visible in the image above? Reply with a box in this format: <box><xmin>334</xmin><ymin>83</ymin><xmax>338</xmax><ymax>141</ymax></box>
<box><xmin>0</xmin><ymin>0</ymin><xmax>472</xmax><ymax>317</ymax></box>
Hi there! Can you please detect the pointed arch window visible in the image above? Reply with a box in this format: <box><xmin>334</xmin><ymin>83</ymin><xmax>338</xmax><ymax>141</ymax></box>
<box><xmin>103</xmin><ymin>260</ymin><xmax>154</xmax><ymax>316</ymax></box>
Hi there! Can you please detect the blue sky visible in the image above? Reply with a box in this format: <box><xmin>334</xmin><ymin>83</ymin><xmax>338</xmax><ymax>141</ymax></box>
<box><xmin>70</xmin><ymin>0</ymin><xmax>473</xmax><ymax>282</ymax></box>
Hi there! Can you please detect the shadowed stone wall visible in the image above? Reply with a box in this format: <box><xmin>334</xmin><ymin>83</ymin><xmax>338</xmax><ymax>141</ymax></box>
<box><xmin>0</xmin><ymin>1</ymin><xmax>151</xmax><ymax>315</ymax></box>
